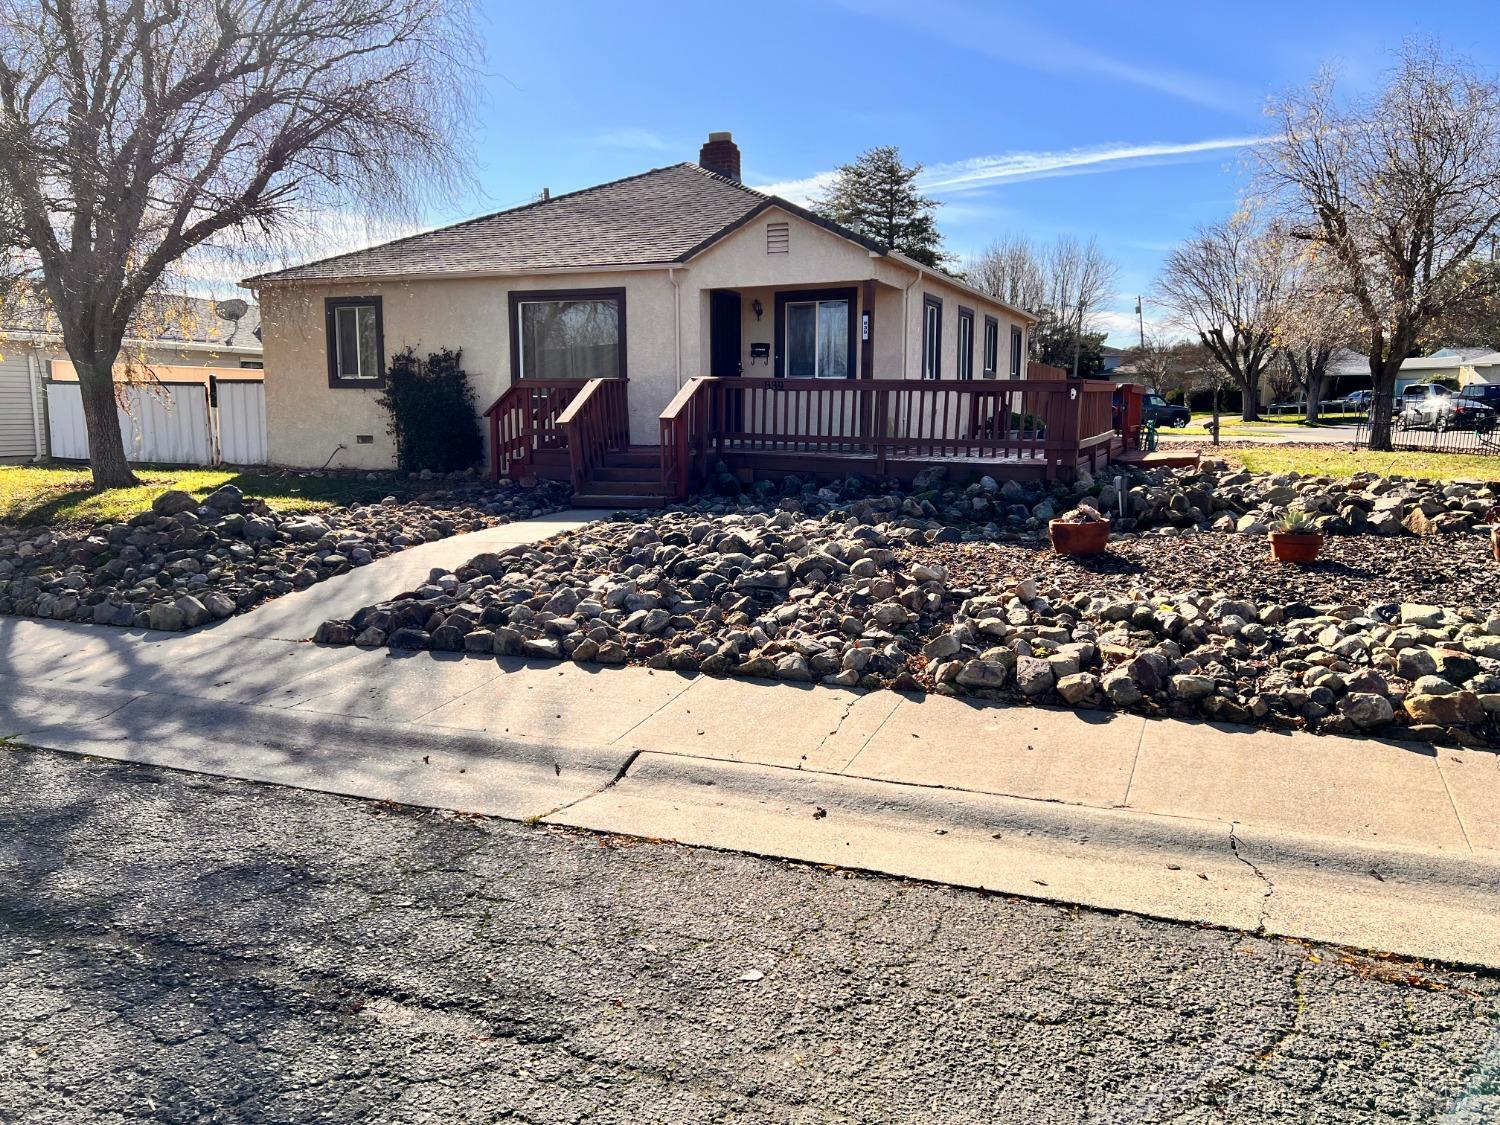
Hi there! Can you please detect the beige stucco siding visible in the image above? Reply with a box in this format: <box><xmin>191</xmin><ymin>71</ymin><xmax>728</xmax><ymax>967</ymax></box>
<box><xmin>260</xmin><ymin>271</ymin><xmax>682</xmax><ymax>467</ymax></box>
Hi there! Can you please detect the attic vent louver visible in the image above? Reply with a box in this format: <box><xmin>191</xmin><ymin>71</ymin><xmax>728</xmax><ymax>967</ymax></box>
<box><xmin>766</xmin><ymin>221</ymin><xmax>789</xmax><ymax>255</ymax></box>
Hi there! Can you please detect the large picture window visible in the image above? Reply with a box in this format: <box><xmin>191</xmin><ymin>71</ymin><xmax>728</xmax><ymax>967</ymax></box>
<box><xmin>509</xmin><ymin>288</ymin><xmax>626</xmax><ymax>380</ymax></box>
<box><xmin>921</xmin><ymin>295</ymin><xmax>942</xmax><ymax>379</ymax></box>
<box><xmin>775</xmin><ymin>287</ymin><xmax>856</xmax><ymax>378</ymax></box>
<box><xmin>325</xmin><ymin>297</ymin><xmax>384</xmax><ymax>387</ymax></box>
<box><xmin>957</xmin><ymin>307</ymin><xmax>975</xmax><ymax>381</ymax></box>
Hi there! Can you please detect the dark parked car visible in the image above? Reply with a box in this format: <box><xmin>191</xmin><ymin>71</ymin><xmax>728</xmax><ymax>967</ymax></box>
<box><xmin>1140</xmin><ymin>393</ymin><xmax>1190</xmax><ymax>427</ymax></box>
<box><xmin>1338</xmin><ymin>389</ymin><xmax>1375</xmax><ymax>412</ymax></box>
<box><xmin>1398</xmin><ymin>385</ymin><xmax>1497</xmax><ymax>431</ymax></box>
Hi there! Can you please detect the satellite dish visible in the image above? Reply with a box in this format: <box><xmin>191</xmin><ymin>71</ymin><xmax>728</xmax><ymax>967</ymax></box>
<box><xmin>216</xmin><ymin>298</ymin><xmax>249</xmax><ymax>321</ymax></box>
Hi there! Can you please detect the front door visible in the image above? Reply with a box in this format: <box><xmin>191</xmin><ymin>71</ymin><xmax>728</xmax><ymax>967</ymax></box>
<box><xmin>710</xmin><ymin>290</ymin><xmax>742</xmax><ymax>377</ymax></box>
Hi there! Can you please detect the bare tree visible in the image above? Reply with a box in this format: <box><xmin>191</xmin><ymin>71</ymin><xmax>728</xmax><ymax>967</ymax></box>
<box><xmin>1258</xmin><ymin>43</ymin><xmax>1500</xmax><ymax>449</ymax></box>
<box><xmin>0</xmin><ymin>0</ymin><xmax>474</xmax><ymax>486</ymax></box>
<box><xmin>1157</xmin><ymin>212</ymin><xmax>1292</xmax><ymax>420</ymax></box>
<box><xmin>1278</xmin><ymin>250</ymin><xmax>1358</xmax><ymax>424</ymax></box>
<box><xmin>968</xmin><ymin>233</ymin><xmax>1120</xmax><ymax>375</ymax></box>
<box><xmin>966</xmin><ymin>234</ymin><xmax>1047</xmax><ymax>315</ymax></box>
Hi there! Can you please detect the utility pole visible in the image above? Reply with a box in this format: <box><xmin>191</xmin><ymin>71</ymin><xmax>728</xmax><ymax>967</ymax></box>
<box><xmin>1071</xmin><ymin>298</ymin><xmax>1084</xmax><ymax>380</ymax></box>
<box><xmin>1135</xmin><ymin>297</ymin><xmax>1145</xmax><ymax>351</ymax></box>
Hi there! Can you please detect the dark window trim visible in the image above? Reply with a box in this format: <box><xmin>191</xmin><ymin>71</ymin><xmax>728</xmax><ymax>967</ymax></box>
<box><xmin>982</xmin><ymin>315</ymin><xmax>999</xmax><ymax>377</ymax></box>
<box><xmin>773</xmin><ymin>286</ymin><xmax>858</xmax><ymax>379</ymax></box>
<box><xmin>957</xmin><ymin>306</ymin><xmax>975</xmax><ymax>381</ymax></box>
<box><xmin>1010</xmin><ymin>323</ymin><xmax>1024</xmax><ymax>379</ymax></box>
<box><xmin>921</xmin><ymin>293</ymin><xmax>943</xmax><ymax>380</ymax></box>
<box><xmin>507</xmin><ymin>286</ymin><xmax>628</xmax><ymax>381</ymax></box>
<box><xmin>324</xmin><ymin>296</ymin><xmax>385</xmax><ymax>389</ymax></box>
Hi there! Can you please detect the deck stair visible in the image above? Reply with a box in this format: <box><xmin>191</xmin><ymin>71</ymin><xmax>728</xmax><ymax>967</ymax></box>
<box><xmin>572</xmin><ymin>446</ymin><xmax>670</xmax><ymax>509</ymax></box>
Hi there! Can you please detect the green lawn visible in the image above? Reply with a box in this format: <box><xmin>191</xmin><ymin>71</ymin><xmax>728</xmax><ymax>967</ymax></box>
<box><xmin>1177</xmin><ymin>412</ymin><xmax>1366</xmax><ymax>436</ymax></box>
<box><xmin>0</xmin><ymin>464</ymin><xmax>405</xmax><ymax>529</ymax></box>
<box><xmin>1209</xmin><ymin>445</ymin><xmax>1500</xmax><ymax>482</ymax></box>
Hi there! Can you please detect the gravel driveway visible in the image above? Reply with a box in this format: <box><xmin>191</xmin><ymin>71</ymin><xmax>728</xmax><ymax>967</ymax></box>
<box><xmin>3</xmin><ymin>747</ymin><xmax>1496</xmax><ymax>1123</ymax></box>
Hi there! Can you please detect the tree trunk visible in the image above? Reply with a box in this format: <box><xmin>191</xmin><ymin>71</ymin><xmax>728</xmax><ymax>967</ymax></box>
<box><xmin>1304</xmin><ymin>371</ymin><xmax>1325</xmax><ymax>425</ymax></box>
<box><xmin>1240</xmin><ymin>373</ymin><xmax>1261</xmax><ymax>421</ymax></box>
<box><xmin>75</xmin><ymin>358</ymin><xmax>137</xmax><ymax>488</ymax></box>
<box><xmin>1366</xmin><ymin>353</ymin><xmax>1405</xmax><ymax>452</ymax></box>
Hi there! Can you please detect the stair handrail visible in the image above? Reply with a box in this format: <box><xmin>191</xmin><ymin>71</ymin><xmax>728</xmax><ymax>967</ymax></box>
<box><xmin>557</xmin><ymin>377</ymin><xmax>630</xmax><ymax>494</ymax></box>
<box><xmin>482</xmin><ymin>378</ymin><xmax>589</xmax><ymax>480</ymax></box>
<box><xmin>658</xmin><ymin>377</ymin><xmax>718</xmax><ymax>500</ymax></box>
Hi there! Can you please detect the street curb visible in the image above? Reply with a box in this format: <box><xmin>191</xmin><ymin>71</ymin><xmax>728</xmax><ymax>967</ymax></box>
<box><xmin>547</xmin><ymin>751</ymin><xmax>1500</xmax><ymax>969</ymax></box>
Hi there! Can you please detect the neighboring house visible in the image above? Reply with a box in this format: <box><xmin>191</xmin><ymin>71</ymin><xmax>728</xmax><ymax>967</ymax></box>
<box><xmin>0</xmin><ymin>294</ymin><xmax>263</xmax><ymax>463</ymax></box>
<box><xmin>1395</xmin><ymin>347</ymin><xmax>1500</xmax><ymax>394</ymax></box>
<box><xmin>248</xmin><ymin>135</ymin><xmax>1036</xmax><ymax>460</ymax></box>
<box><xmin>1097</xmin><ymin>345</ymin><xmax>1127</xmax><ymax>376</ymax></box>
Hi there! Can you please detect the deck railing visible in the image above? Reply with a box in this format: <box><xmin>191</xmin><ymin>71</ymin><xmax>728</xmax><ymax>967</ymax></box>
<box><xmin>482</xmin><ymin>378</ymin><xmax>589</xmax><ymax>480</ymax></box>
<box><xmin>556</xmin><ymin>377</ymin><xmax>630</xmax><ymax>492</ymax></box>
<box><xmin>660</xmin><ymin>377</ymin><xmax>1118</xmax><ymax>497</ymax></box>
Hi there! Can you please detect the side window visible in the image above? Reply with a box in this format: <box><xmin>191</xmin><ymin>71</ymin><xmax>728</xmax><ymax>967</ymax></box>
<box><xmin>325</xmin><ymin>297</ymin><xmax>385</xmax><ymax>387</ymax></box>
<box><xmin>982</xmin><ymin>316</ymin><xmax>998</xmax><ymax>377</ymax></box>
<box><xmin>921</xmin><ymin>295</ymin><xmax>942</xmax><ymax>379</ymax></box>
<box><xmin>1009</xmin><ymin>325</ymin><xmax>1023</xmax><ymax>379</ymax></box>
<box><xmin>956</xmin><ymin>308</ymin><xmax>974</xmax><ymax>381</ymax></box>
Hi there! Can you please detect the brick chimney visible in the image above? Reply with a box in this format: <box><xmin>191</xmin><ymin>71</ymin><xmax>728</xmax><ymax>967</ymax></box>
<box><xmin>698</xmin><ymin>131</ymin><xmax>741</xmax><ymax>183</ymax></box>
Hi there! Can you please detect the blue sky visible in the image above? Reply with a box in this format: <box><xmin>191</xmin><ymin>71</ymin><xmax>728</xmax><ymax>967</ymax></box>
<box><xmin>392</xmin><ymin>0</ymin><xmax>1499</xmax><ymax>345</ymax></box>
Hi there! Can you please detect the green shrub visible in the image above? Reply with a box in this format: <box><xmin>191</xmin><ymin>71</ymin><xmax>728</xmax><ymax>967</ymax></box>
<box><xmin>377</xmin><ymin>347</ymin><xmax>483</xmax><ymax>473</ymax></box>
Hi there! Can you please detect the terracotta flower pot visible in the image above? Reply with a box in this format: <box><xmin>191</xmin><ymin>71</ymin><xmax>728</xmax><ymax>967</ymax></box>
<box><xmin>1268</xmin><ymin>531</ymin><xmax>1323</xmax><ymax>564</ymax></box>
<box><xmin>1049</xmin><ymin>519</ymin><xmax>1110</xmax><ymax>557</ymax></box>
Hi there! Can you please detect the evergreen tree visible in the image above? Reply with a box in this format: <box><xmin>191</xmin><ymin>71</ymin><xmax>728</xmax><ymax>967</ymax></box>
<box><xmin>811</xmin><ymin>146</ymin><xmax>948</xmax><ymax>267</ymax></box>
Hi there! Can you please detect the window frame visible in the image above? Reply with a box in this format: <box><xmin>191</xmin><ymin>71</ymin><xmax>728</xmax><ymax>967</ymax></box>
<box><xmin>956</xmin><ymin>306</ymin><xmax>975</xmax><ymax>381</ymax></box>
<box><xmin>1010</xmin><ymin>324</ymin><xmax>1024</xmax><ymax>379</ymax></box>
<box><xmin>508</xmin><ymin>287</ymin><xmax>628</xmax><ymax>382</ymax></box>
<box><xmin>921</xmin><ymin>294</ymin><xmax>943</xmax><ymax>380</ymax></box>
<box><xmin>982</xmin><ymin>316</ymin><xmax>999</xmax><ymax>377</ymax></box>
<box><xmin>773</xmin><ymin>286</ymin><xmax>857</xmax><ymax>379</ymax></box>
<box><xmin>324</xmin><ymin>296</ymin><xmax>386</xmax><ymax>389</ymax></box>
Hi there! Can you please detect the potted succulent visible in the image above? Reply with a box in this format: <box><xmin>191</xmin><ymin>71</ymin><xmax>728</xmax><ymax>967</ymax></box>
<box><xmin>1049</xmin><ymin>505</ymin><xmax>1110</xmax><ymax>557</ymax></box>
<box><xmin>1268</xmin><ymin>509</ymin><xmax>1324</xmax><ymax>564</ymax></box>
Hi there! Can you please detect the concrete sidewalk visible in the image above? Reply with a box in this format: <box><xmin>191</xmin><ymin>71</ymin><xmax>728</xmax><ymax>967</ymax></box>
<box><xmin>2</xmin><ymin>509</ymin><xmax>1497</xmax><ymax>967</ymax></box>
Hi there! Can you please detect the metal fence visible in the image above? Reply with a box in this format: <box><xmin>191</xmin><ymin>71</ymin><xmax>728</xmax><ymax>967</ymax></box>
<box><xmin>1354</xmin><ymin>393</ymin><xmax>1500</xmax><ymax>455</ymax></box>
<box><xmin>46</xmin><ymin>377</ymin><xmax>268</xmax><ymax>466</ymax></box>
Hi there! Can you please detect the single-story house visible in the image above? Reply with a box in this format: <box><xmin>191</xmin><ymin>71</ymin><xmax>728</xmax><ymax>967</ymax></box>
<box><xmin>0</xmin><ymin>294</ymin><xmax>263</xmax><ymax>463</ymax></box>
<box><xmin>248</xmin><ymin>133</ymin><xmax>1136</xmax><ymax>502</ymax></box>
<box><xmin>1395</xmin><ymin>347</ymin><xmax>1500</xmax><ymax>393</ymax></box>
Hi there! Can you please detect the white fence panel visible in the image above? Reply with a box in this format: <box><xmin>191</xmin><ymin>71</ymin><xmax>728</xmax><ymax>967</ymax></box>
<box><xmin>46</xmin><ymin>381</ymin><xmax>213</xmax><ymax>465</ymax></box>
<box><xmin>44</xmin><ymin>383</ymin><xmax>90</xmax><ymax>459</ymax></box>
<box><xmin>215</xmin><ymin>379</ymin><xmax>267</xmax><ymax>465</ymax></box>
<box><xmin>123</xmin><ymin>384</ymin><xmax>211</xmax><ymax>465</ymax></box>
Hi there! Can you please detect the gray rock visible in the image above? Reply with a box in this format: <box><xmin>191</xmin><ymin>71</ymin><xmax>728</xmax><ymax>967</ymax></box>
<box><xmin>1342</xmin><ymin>693</ymin><xmax>1395</xmax><ymax>730</ymax></box>
<box><xmin>1014</xmin><ymin>656</ymin><xmax>1054</xmax><ymax>697</ymax></box>
<box><xmin>1055</xmin><ymin>672</ymin><xmax>1100</xmax><ymax>705</ymax></box>
<box><xmin>151</xmin><ymin>490</ymin><xmax>198</xmax><ymax>516</ymax></box>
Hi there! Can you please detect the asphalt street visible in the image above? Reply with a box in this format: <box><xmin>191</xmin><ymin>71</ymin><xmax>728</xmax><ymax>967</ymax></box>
<box><xmin>2</xmin><ymin>745</ymin><xmax>1497</xmax><ymax>1124</ymax></box>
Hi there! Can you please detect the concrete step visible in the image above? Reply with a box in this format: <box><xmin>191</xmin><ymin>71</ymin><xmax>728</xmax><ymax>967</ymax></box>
<box><xmin>579</xmin><ymin>479</ymin><xmax>670</xmax><ymax>497</ymax></box>
<box><xmin>592</xmin><ymin>465</ymin><xmax>664</xmax><ymax>483</ymax></box>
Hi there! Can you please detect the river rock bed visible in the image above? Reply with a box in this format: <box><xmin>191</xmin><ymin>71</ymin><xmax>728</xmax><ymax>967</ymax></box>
<box><xmin>315</xmin><ymin>487</ymin><xmax>1500</xmax><ymax>748</ymax></box>
<box><xmin>0</xmin><ymin>479</ymin><xmax>571</xmax><ymax>631</ymax></box>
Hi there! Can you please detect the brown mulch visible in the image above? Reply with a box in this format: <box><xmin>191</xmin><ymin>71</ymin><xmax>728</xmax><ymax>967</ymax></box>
<box><xmin>914</xmin><ymin>532</ymin><xmax>1499</xmax><ymax>611</ymax></box>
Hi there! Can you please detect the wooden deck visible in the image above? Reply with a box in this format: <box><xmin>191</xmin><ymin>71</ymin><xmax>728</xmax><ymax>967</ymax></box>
<box><xmin>485</xmin><ymin>374</ymin><xmax>1146</xmax><ymax>506</ymax></box>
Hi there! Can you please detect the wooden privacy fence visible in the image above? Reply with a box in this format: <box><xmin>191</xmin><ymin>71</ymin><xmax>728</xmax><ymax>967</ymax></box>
<box><xmin>659</xmin><ymin>377</ymin><xmax>1118</xmax><ymax>499</ymax></box>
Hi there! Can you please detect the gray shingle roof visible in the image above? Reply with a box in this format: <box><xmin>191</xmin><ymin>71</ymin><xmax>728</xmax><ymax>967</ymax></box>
<box><xmin>248</xmin><ymin>164</ymin><xmax>776</xmax><ymax>284</ymax></box>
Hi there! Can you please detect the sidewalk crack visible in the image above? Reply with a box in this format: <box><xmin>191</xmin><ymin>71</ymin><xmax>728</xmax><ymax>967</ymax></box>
<box><xmin>532</xmin><ymin>748</ymin><xmax>643</xmax><ymax>824</ymax></box>
<box><xmin>1228</xmin><ymin>820</ymin><xmax>1274</xmax><ymax>933</ymax></box>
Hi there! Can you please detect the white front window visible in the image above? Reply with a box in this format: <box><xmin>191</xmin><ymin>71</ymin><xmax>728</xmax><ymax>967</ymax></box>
<box><xmin>785</xmin><ymin>298</ymin><xmax>849</xmax><ymax>378</ymax></box>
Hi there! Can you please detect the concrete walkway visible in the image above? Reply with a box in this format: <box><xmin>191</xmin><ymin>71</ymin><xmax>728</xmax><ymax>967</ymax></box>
<box><xmin>2</xmin><ymin>509</ymin><xmax>1497</xmax><ymax>967</ymax></box>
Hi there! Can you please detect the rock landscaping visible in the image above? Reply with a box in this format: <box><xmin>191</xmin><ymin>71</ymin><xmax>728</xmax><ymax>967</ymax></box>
<box><xmin>314</xmin><ymin>460</ymin><xmax>1500</xmax><ymax>748</ymax></box>
<box><xmin>0</xmin><ymin>479</ymin><xmax>570</xmax><ymax>631</ymax></box>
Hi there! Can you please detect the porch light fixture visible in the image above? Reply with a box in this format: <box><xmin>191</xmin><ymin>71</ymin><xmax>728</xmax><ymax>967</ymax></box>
<box><xmin>752</xmin><ymin>298</ymin><xmax>764</xmax><ymax>321</ymax></box>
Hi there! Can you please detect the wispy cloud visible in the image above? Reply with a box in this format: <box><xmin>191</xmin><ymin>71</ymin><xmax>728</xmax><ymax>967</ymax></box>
<box><xmin>755</xmin><ymin>136</ymin><xmax>1264</xmax><ymax>205</ymax></box>
<box><xmin>585</xmin><ymin>128</ymin><xmax>679</xmax><ymax>152</ymax></box>
<box><xmin>829</xmin><ymin>0</ymin><xmax>1253</xmax><ymax>115</ymax></box>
